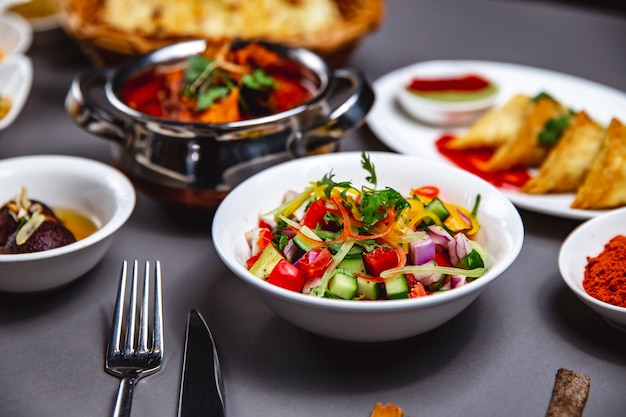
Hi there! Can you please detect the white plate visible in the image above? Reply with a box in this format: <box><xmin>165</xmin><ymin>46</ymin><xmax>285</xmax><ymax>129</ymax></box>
<box><xmin>367</xmin><ymin>60</ymin><xmax>626</xmax><ymax>220</ymax></box>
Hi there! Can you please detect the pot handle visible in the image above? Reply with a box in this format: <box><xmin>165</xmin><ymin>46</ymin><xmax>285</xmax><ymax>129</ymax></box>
<box><xmin>288</xmin><ymin>67</ymin><xmax>375</xmax><ymax>158</ymax></box>
<box><xmin>65</xmin><ymin>68</ymin><xmax>127</xmax><ymax>144</ymax></box>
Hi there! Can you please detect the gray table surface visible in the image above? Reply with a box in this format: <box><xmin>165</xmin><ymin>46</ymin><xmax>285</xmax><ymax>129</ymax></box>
<box><xmin>2</xmin><ymin>1</ymin><xmax>626</xmax><ymax>416</ymax></box>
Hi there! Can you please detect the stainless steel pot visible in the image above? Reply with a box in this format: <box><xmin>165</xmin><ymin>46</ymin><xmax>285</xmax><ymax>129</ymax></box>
<box><xmin>65</xmin><ymin>39</ymin><xmax>375</xmax><ymax>210</ymax></box>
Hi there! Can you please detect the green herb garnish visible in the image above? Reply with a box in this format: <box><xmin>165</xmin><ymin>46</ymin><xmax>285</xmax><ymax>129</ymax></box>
<box><xmin>315</xmin><ymin>152</ymin><xmax>409</xmax><ymax>229</ymax></box>
<box><xmin>182</xmin><ymin>54</ymin><xmax>276</xmax><ymax>111</ymax></box>
<box><xmin>538</xmin><ymin>110</ymin><xmax>575</xmax><ymax>146</ymax></box>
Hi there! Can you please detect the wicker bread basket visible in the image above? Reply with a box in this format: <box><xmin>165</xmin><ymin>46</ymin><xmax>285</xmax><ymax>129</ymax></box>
<box><xmin>57</xmin><ymin>0</ymin><xmax>385</xmax><ymax>68</ymax></box>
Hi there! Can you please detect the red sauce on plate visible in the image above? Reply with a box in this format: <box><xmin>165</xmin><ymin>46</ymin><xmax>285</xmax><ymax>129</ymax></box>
<box><xmin>435</xmin><ymin>135</ymin><xmax>531</xmax><ymax>189</ymax></box>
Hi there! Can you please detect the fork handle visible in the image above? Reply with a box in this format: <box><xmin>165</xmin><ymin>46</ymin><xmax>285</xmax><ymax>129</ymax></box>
<box><xmin>112</xmin><ymin>377</ymin><xmax>136</xmax><ymax>417</ymax></box>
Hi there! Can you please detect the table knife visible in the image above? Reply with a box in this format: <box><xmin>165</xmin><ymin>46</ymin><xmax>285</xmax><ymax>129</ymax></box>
<box><xmin>177</xmin><ymin>309</ymin><xmax>225</xmax><ymax>417</ymax></box>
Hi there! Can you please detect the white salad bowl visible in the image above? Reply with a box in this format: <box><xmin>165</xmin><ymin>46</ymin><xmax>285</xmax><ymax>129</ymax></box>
<box><xmin>559</xmin><ymin>207</ymin><xmax>626</xmax><ymax>331</ymax></box>
<box><xmin>0</xmin><ymin>155</ymin><xmax>136</xmax><ymax>292</ymax></box>
<box><xmin>212</xmin><ymin>151</ymin><xmax>524</xmax><ymax>342</ymax></box>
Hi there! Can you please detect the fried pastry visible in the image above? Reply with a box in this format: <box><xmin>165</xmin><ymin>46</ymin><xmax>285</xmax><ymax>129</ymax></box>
<box><xmin>571</xmin><ymin>117</ymin><xmax>626</xmax><ymax>209</ymax></box>
<box><xmin>521</xmin><ymin>111</ymin><xmax>604</xmax><ymax>194</ymax></box>
<box><xmin>445</xmin><ymin>94</ymin><xmax>533</xmax><ymax>149</ymax></box>
<box><xmin>486</xmin><ymin>96</ymin><xmax>569</xmax><ymax>171</ymax></box>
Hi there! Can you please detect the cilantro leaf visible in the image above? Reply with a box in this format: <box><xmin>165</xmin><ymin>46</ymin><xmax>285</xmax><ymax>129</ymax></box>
<box><xmin>196</xmin><ymin>86</ymin><xmax>231</xmax><ymax>110</ymax></box>
<box><xmin>361</xmin><ymin>152</ymin><xmax>377</xmax><ymax>187</ymax></box>
<box><xmin>272</xmin><ymin>234</ymin><xmax>289</xmax><ymax>251</ymax></box>
<box><xmin>359</xmin><ymin>187</ymin><xmax>409</xmax><ymax>228</ymax></box>
<box><xmin>242</xmin><ymin>69</ymin><xmax>276</xmax><ymax>90</ymax></box>
<box><xmin>538</xmin><ymin>111</ymin><xmax>573</xmax><ymax>146</ymax></box>
<box><xmin>185</xmin><ymin>56</ymin><xmax>212</xmax><ymax>84</ymax></box>
<box><xmin>316</xmin><ymin>172</ymin><xmax>352</xmax><ymax>198</ymax></box>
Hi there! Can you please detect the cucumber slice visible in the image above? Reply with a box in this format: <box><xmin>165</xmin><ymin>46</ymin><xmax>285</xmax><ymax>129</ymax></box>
<box><xmin>357</xmin><ymin>276</ymin><xmax>381</xmax><ymax>300</ymax></box>
<box><xmin>424</xmin><ymin>197</ymin><xmax>450</xmax><ymax>224</ymax></box>
<box><xmin>293</xmin><ymin>225</ymin><xmax>325</xmax><ymax>251</ymax></box>
<box><xmin>328</xmin><ymin>271</ymin><xmax>358</xmax><ymax>300</ymax></box>
<box><xmin>338</xmin><ymin>257</ymin><xmax>367</xmax><ymax>275</ymax></box>
<box><xmin>249</xmin><ymin>243</ymin><xmax>284</xmax><ymax>279</ymax></box>
<box><xmin>384</xmin><ymin>274</ymin><xmax>409</xmax><ymax>299</ymax></box>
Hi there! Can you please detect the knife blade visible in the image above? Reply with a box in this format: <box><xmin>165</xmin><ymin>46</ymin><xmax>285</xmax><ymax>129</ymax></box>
<box><xmin>177</xmin><ymin>309</ymin><xmax>225</xmax><ymax>417</ymax></box>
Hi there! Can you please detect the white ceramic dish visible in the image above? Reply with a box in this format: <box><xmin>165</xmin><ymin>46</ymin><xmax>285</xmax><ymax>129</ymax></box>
<box><xmin>395</xmin><ymin>73</ymin><xmax>498</xmax><ymax>127</ymax></box>
<box><xmin>559</xmin><ymin>207</ymin><xmax>626</xmax><ymax>331</ymax></box>
<box><xmin>0</xmin><ymin>11</ymin><xmax>33</xmax><ymax>58</ymax></box>
<box><xmin>0</xmin><ymin>155</ymin><xmax>136</xmax><ymax>292</ymax></box>
<box><xmin>0</xmin><ymin>53</ymin><xmax>33</xmax><ymax>132</ymax></box>
<box><xmin>368</xmin><ymin>60</ymin><xmax>626</xmax><ymax>220</ymax></box>
<box><xmin>212</xmin><ymin>151</ymin><xmax>524</xmax><ymax>343</ymax></box>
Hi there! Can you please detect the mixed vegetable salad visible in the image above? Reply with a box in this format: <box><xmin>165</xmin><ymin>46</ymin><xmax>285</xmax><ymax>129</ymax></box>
<box><xmin>244</xmin><ymin>153</ymin><xmax>491</xmax><ymax>300</ymax></box>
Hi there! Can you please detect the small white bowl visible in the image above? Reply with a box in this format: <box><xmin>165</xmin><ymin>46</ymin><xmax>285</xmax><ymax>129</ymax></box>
<box><xmin>396</xmin><ymin>75</ymin><xmax>498</xmax><ymax>127</ymax></box>
<box><xmin>559</xmin><ymin>208</ymin><xmax>626</xmax><ymax>331</ymax></box>
<box><xmin>0</xmin><ymin>155</ymin><xmax>136</xmax><ymax>292</ymax></box>
<box><xmin>0</xmin><ymin>11</ymin><xmax>33</xmax><ymax>58</ymax></box>
<box><xmin>213</xmin><ymin>151</ymin><xmax>524</xmax><ymax>342</ymax></box>
<box><xmin>0</xmin><ymin>53</ymin><xmax>33</xmax><ymax>132</ymax></box>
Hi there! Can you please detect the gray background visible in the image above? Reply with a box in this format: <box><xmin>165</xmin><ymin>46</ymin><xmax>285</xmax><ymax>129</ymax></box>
<box><xmin>1</xmin><ymin>1</ymin><xmax>626</xmax><ymax>416</ymax></box>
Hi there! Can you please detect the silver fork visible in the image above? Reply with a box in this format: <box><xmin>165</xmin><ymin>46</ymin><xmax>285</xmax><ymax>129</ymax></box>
<box><xmin>106</xmin><ymin>260</ymin><xmax>164</xmax><ymax>417</ymax></box>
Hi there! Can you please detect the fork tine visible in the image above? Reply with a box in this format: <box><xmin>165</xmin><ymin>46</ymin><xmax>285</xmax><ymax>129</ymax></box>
<box><xmin>153</xmin><ymin>260</ymin><xmax>163</xmax><ymax>355</ymax></box>
<box><xmin>125</xmin><ymin>260</ymin><xmax>139</xmax><ymax>353</ymax></box>
<box><xmin>108</xmin><ymin>260</ymin><xmax>128</xmax><ymax>354</ymax></box>
<box><xmin>138</xmin><ymin>261</ymin><xmax>150</xmax><ymax>353</ymax></box>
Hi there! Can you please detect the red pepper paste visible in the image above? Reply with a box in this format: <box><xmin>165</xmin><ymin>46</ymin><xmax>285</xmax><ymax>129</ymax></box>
<box><xmin>407</xmin><ymin>74</ymin><xmax>491</xmax><ymax>92</ymax></box>
<box><xmin>583</xmin><ymin>235</ymin><xmax>626</xmax><ymax>308</ymax></box>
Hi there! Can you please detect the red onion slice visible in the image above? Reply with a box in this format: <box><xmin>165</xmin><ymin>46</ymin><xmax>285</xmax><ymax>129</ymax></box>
<box><xmin>448</xmin><ymin>233</ymin><xmax>472</xmax><ymax>266</ymax></box>
<box><xmin>409</xmin><ymin>234</ymin><xmax>435</xmax><ymax>265</ymax></box>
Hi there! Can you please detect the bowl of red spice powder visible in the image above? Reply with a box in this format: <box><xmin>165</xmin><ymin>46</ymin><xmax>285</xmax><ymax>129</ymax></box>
<box><xmin>559</xmin><ymin>207</ymin><xmax>626</xmax><ymax>331</ymax></box>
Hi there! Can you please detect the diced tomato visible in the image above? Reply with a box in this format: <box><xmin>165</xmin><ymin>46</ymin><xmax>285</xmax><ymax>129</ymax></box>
<box><xmin>256</xmin><ymin>228</ymin><xmax>275</xmax><ymax>251</ymax></box>
<box><xmin>301</xmin><ymin>200</ymin><xmax>329</xmax><ymax>229</ymax></box>
<box><xmin>409</xmin><ymin>282</ymin><xmax>428</xmax><ymax>298</ymax></box>
<box><xmin>297</xmin><ymin>247</ymin><xmax>333</xmax><ymax>278</ymax></box>
<box><xmin>245</xmin><ymin>252</ymin><xmax>262</xmax><ymax>269</ymax></box>
<box><xmin>267</xmin><ymin>259</ymin><xmax>306</xmax><ymax>292</ymax></box>
<box><xmin>363</xmin><ymin>246</ymin><xmax>400</xmax><ymax>276</ymax></box>
<box><xmin>258</xmin><ymin>219</ymin><xmax>273</xmax><ymax>231</ymax></box>
<box><xmin>434</xmin><ymin>250</ymin><xmax>452</xmax><ymax>267</ymax></box>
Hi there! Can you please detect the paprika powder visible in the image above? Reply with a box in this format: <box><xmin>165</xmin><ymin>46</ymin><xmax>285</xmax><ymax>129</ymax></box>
<box><xmin>583</xmin><ymin>234</ymin><xmax>626</xmax><ymax>308</ymax></box>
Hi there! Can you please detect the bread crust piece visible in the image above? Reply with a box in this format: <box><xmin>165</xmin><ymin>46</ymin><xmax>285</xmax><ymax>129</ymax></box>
<box><xmin>545</xmin><ymin>368</ymin><xmax>590</xmax><ymax>417</ymax></box>
<box><xmin>370</xmin><ymin>403</ymin><xmax>403</xmax><ymax>417</ymax></box>
<box><xmin>571</xmin><ymin>117</ymin><xmax>626</xmax><ymax>209</ymax></box>
<box><xmin>100</xmin><ymin>0</ymin><xmax>342</xmax><ymax>39</ymax></box>
<box><xmin>486</xmin><ymin>97</ymin><xmax>568</xmax><ymax>171</ymax></box>
<box><xmin>521</xmin><ymin>111</ymin><xmax>604</xmax><ymax>194</ymax></box>
<box><xmin>446</xmin><ymin>94</ymin><xmax>533</xmax><ymax>150</ymax></box>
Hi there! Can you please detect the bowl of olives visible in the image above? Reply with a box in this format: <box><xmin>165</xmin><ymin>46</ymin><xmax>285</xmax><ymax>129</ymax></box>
<box><xmin>0</xmin><ymin>155</ymin><xmax>136</xmax><ymax>292</ymax></box>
